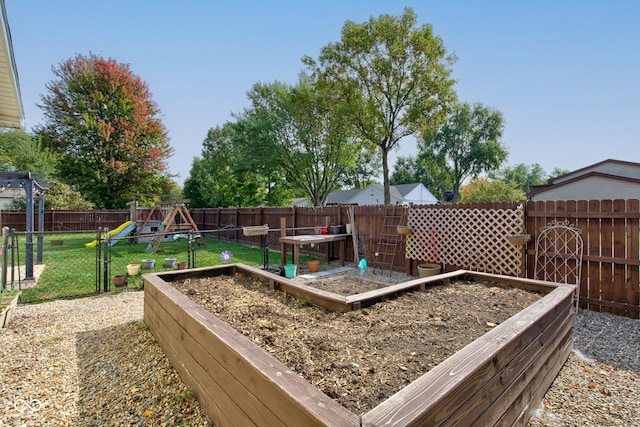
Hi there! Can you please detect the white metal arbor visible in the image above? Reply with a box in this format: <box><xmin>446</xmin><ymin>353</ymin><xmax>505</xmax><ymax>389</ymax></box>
<box><xmin>534</xmin><ymin>220</ymin><xmax>584</xmax><ymax>308</ymax></box>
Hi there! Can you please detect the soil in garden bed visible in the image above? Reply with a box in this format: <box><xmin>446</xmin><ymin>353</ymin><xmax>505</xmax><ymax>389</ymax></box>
<box><xmin>171</xmin><ymin>273</ymin><xmax>543</xmax><ymax>414</ymax></box>
<box><xmin>304</xmin><ymin>275</ymin><xmax>389</xmax><ymax>295</ymax></box>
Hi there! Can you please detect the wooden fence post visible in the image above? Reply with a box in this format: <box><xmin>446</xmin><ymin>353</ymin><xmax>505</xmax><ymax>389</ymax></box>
<box><xmin>280</xmin><ymin>217</ymin><xmax>287</xmax><ymax>265</ymax></box>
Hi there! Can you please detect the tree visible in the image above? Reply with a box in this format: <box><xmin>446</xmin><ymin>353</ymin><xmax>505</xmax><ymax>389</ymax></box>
<box><xmin>0</xmin><ymin>130</ymin><xmax>59</xmax><ymax>176</ymax></box>
<box><xmin>459</xmin><ymin>177</ymin><xmax>525</xmax><ymax>202</ymax></box>
<box><xmin>549</xmin><ymin>167</ymin><xmax>570</xmax><ymax>179</ymax></box>
<box><xmin>304</xmin><ymin>7</ymin><xmax>457</xmax><ymax>204</ymax></box>
<box><xmin>0</xmin><ymin>130</ymin><xmax>96</xmax><ymax>209</ymax></box>
<box><xmin>35</xmin><ymin>53</ymin><xmax>173</xmax><ymax>209</ymax></box>
<box><xmin>390</xmin><ymin>154</ymin><xmax>447</xmax><ymax>200</ymax></box>
<box><xmin>9</xmin><ymin>179</ymin><xmax>94</xmax><ymax>210</ymax></box>
<box><xmin>419</xmin><ymin>102</ymin><xmax>507</xmax><ymax>202</ymax></box>
<box><xmin>338</xmin><ymin>146</ymin><xmax>381</xmax><ymax>190</ymax></box>
<box><xmin>391</xmin><ymin>156</ymin><xmax>422</xmax><ymax>185</ymax></box>
<box><xmin>489</xmin><ymin>163</ymin><xmax>547</xmax><ymax>193</ymax></box>
<box><xmin>183</xmin><ymin>123</ymin><xmax>293</xmax><ymax>208</ymax></box>
<box><xmin>237</xmin><ymin>77</ymin><xmax>357</xmax><ymax>206</ymax></box>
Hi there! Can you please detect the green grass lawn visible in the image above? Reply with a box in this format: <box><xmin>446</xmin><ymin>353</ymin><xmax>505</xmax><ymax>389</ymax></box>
<box><xmin>11</xmin><ymin>233</ymin><xmax>316</xmax><ymax>302</ymax></box>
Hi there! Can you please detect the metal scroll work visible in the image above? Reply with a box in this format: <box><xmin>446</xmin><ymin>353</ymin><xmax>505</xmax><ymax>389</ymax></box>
<box><xmin>534</xmin><ymin>220</ymin><xmax>583</xmax><ymax>308</ymax></box>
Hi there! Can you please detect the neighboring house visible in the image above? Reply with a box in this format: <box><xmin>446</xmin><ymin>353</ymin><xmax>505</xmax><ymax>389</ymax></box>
<box><xmin>291</xmin><ymin>197</ymin><xmax>310</xmax><ymax>207</ymax></box>
<box><xmin>528</xmin><ymin>159</ymin><xmax>640</xmax><ymax>201</ymax></box>
<box><xmin>393</xmin><ymin>183</ymin><xmax>439</xmax><ymax>205</ymax></box>
<box><xmin>325</xmin><ymin>183</ymin><xmax>438</xmax><ymax>206</ymax></box>
<box><xmin>0</xmin><ymin>188</ymin><xmax>22</xmax><ymax>209</ymax></box>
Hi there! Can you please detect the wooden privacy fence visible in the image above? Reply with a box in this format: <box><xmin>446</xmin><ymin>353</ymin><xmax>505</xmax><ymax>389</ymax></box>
<box><xmin>0</xmin><ymin>209</ymin><xmax>129</xmax><ymax>231</ymax></box>
<box><xmin>1</xmin><ymin>199</ymin><xmax>638</xmax><ymax>317</ymax></box>
<box><xmin>526</xmin><ymin>199</ymin><xmax>639</xmax><ymax>318</ymax></box>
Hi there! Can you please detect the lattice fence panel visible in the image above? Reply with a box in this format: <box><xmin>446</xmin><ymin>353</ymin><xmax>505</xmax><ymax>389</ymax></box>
<box><xmin>406</xmin><ymin>207</ymin><xmax>525</xmax><ymax>276</ymax></box>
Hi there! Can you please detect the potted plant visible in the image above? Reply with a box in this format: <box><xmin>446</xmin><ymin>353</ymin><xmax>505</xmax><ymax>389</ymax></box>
<box><xmin>307</xmin><ymin>259</ymin><xmax>320</xmax><ymax>273</ymax></box>
<box><xmin>127</xmin><ymin>263</ymin><xmax>141</xmax><ymax>275</ymax></box>
<box><xmin>142</xmin><ymin>259</ymin><xmax>155</xmax><ymax>270</ymax></box>
<box><xmin>416</xmin><ymin>225</ymin><xmax>441</xmax><ymax>277</ymax></box>
<box><xmin>397</xmin><ymin>225</ymin><xmax>413</xmax><ymax>235</ymax></box>
<box><xmin>417</xmin><ymin>262</ymin><xmax>441</xmax><ymax>277</ymax></box>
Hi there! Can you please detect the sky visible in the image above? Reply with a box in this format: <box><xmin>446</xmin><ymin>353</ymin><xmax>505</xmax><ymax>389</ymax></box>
<box><xmin>6</xmin><ymin>1</ymin><xmax>640</xmax><ymax>186</ymax></box>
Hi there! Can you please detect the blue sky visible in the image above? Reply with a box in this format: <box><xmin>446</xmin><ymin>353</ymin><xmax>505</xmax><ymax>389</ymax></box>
<box><xmin>6</xmin><ymin>1</ymin><xmax>639</xmax><ymax>186</ymax></box>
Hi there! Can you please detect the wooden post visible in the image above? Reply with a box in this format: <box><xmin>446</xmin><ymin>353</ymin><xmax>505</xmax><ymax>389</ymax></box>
<box><xmin>280</xmin><ymin>217</ymin><xmax>287</xmax><ymax>265</ymax></box>
<box><xmin>292</xmin><ymin>206</ymin><xmax>297</xmax><ymax>232</ymax></box>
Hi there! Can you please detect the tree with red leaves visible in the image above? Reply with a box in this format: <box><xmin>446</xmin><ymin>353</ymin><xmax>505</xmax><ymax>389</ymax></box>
<box><xmin>36</xmin><ymin>53</ymin><xmax>174</xmax><ymax>208</ymax></box>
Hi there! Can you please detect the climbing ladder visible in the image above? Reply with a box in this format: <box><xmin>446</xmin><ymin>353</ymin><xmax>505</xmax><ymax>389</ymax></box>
<box><xmin>139</xmin><ymin>201</ymin><xmax>203</xmax><ymax>253</ymax></box>
<box><xmin>372</xmin><ymin>206</ymin><xmax>405</xmax><ymax>275</ymax></box>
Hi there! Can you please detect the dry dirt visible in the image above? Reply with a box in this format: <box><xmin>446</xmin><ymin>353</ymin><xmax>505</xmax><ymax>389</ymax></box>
<box><xmin>171</xmin><ymin>272</ymin><xmax>543</xmax><ymax>415</ymax></box>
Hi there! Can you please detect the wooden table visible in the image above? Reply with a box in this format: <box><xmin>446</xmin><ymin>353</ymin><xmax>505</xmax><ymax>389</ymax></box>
<box><xmin>279</xmin><ymin>234</ymin><xmax>351</xmax><ymax>267</ymax></box>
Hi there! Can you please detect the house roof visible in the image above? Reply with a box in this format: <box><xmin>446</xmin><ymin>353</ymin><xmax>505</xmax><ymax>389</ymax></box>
<box><xmin>548</xmin><ymin>159</ymin><xmax>640</xmax><ymax>184</ymax></box>
<box><xmin>393</xmin><ymin>183</ymin><xmax>421</xmax><ymax>197</ymax></box>
<box><xmin>0</xmin><ymin>0</ymin><xmax>23</xmax><ymax>129</ymax></box>
<box><xmin>527</xmin><ymin>159</ymin><xmax>640</xmax><ymax>198</ymax></box>
<box><xmin>325</xmin><ymin>188</ymin><xmax>363</xmax><ymax>205</ymax></box>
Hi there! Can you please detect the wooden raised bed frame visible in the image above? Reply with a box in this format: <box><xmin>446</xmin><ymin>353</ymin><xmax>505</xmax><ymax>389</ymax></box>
<box><xmin>143</xmin><ymin>264</ymin><xmax>574</xmax><ymax>426</ymax></box>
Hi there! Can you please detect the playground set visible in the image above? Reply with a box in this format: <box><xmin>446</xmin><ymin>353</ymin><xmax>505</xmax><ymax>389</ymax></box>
<box><xmin>84</xmin><ymin>195</ymin><xmax>203</xmax><ymax>253</ymax></box>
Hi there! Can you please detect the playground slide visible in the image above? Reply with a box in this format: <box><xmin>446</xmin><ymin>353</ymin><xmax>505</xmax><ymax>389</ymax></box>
<box><xmin>85</xmin><ymin>221</ymin><xmax>136</xmax><ymax>248</ymax></box>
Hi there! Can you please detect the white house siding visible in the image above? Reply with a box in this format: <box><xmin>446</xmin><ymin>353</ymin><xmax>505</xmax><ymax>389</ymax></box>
<box><xmin>403</xmin><ymin>186</ymin><xmax>438</xmax><ymax>205</ymax></box>
<box><xmin>0</xmin><ymin>195</ymin><xmax>13</xmax><ymax>209</ymax></box>
<box><xmin>531</xmin><ymin>176</ymin><xmax>640</xmax><ymax>201</ymax></box>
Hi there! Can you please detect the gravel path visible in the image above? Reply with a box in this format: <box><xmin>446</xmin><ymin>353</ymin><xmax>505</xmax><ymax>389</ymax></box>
<box><xmin>1</xmin><ymin>272</ymin><xmax>638</xmax><ymax>426</ymax></box>
<box><xmin>527</xmin><ymin>309</ymin><xmax>640</xmax><ymax>427</ymax></box>
<box><xmin>0</xmin><ymin>291</ymin><xmax>211</xmax><ymax>426</ymax></box>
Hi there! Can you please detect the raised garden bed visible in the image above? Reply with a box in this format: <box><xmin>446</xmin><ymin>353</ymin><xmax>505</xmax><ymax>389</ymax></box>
<box><xmin>143</xmin><ymin>264</ymin><xmax>574</xmax><ymax>426</ymax></box>
<box><xmin>1</xmin><ymin>291</ymin><xmax>21</xmax><ymax>328</ymax></box>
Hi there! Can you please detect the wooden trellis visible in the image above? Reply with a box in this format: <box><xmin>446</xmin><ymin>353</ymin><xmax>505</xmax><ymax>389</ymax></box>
<box><xmin>406</xmin><ymin>206</ymin><xmax>525</xmax><ymax>276</ymax></box>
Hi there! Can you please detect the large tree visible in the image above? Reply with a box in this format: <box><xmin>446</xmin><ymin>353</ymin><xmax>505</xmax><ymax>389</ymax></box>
<box><xmin>237</xmin><ymin>77</ymin><xmax>357</xmax><ymax>206</ymax></box>
<box><xmin>304</xmin><ymin>7</ymin><xmax>457</xmax><ymax>204</ymax></box>
<box><xmin>459</xmin><ymin>177</ymin><xmax>526</xmax><ymax>202</ymax></box>
<box><xmin>184</xmin><ymin>123</ymin><xmax>293</xmax><ymax>208</ymax></box>
<box><xmin>338</xmin><ymin>146</ymin><xmax>381</xmax><ymax>190</ymax></box>
<box><xmin>419</xmin><ymin>102</ymin><xmax>507</xmax><ymax>202</ymax></box>
<box><xmin>36</xmin><ymin>53</ymin><xmax>173</xmax><ymax>208</ymax></box>
<box><xmin>489</xmin><ymin>163</ymin><xmax>547</xmax><ymax>193</ymax></box>
<box><xmin>391</xmin><ymin>154</ymin><xmax>448</xmax><ymax>201</ymax></box>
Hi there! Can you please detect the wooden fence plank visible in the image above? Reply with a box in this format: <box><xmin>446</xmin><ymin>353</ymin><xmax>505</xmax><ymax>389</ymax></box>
<box><xmin>627</xmin><ymin>199</ymin><xmax>640</xmax><ymax>317</ymax></box>
<box><xmin>612</xmin><ymin>199</ymin><xmax>627</xmax><ymax>316</ymax></box>
<box><xmin>600</xmin><ymin>199</ymin><xmax>614</xmax><ymax>313</ymax></box>
<box><xmin>575</xmin><ymin>199</ymin><xmax>589</xmax><ymax>309</ymax></box>
<box><xmin>587</xmin><ymin>200</ymin><xmax>602</xmax><ymax>311</ymax></box>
